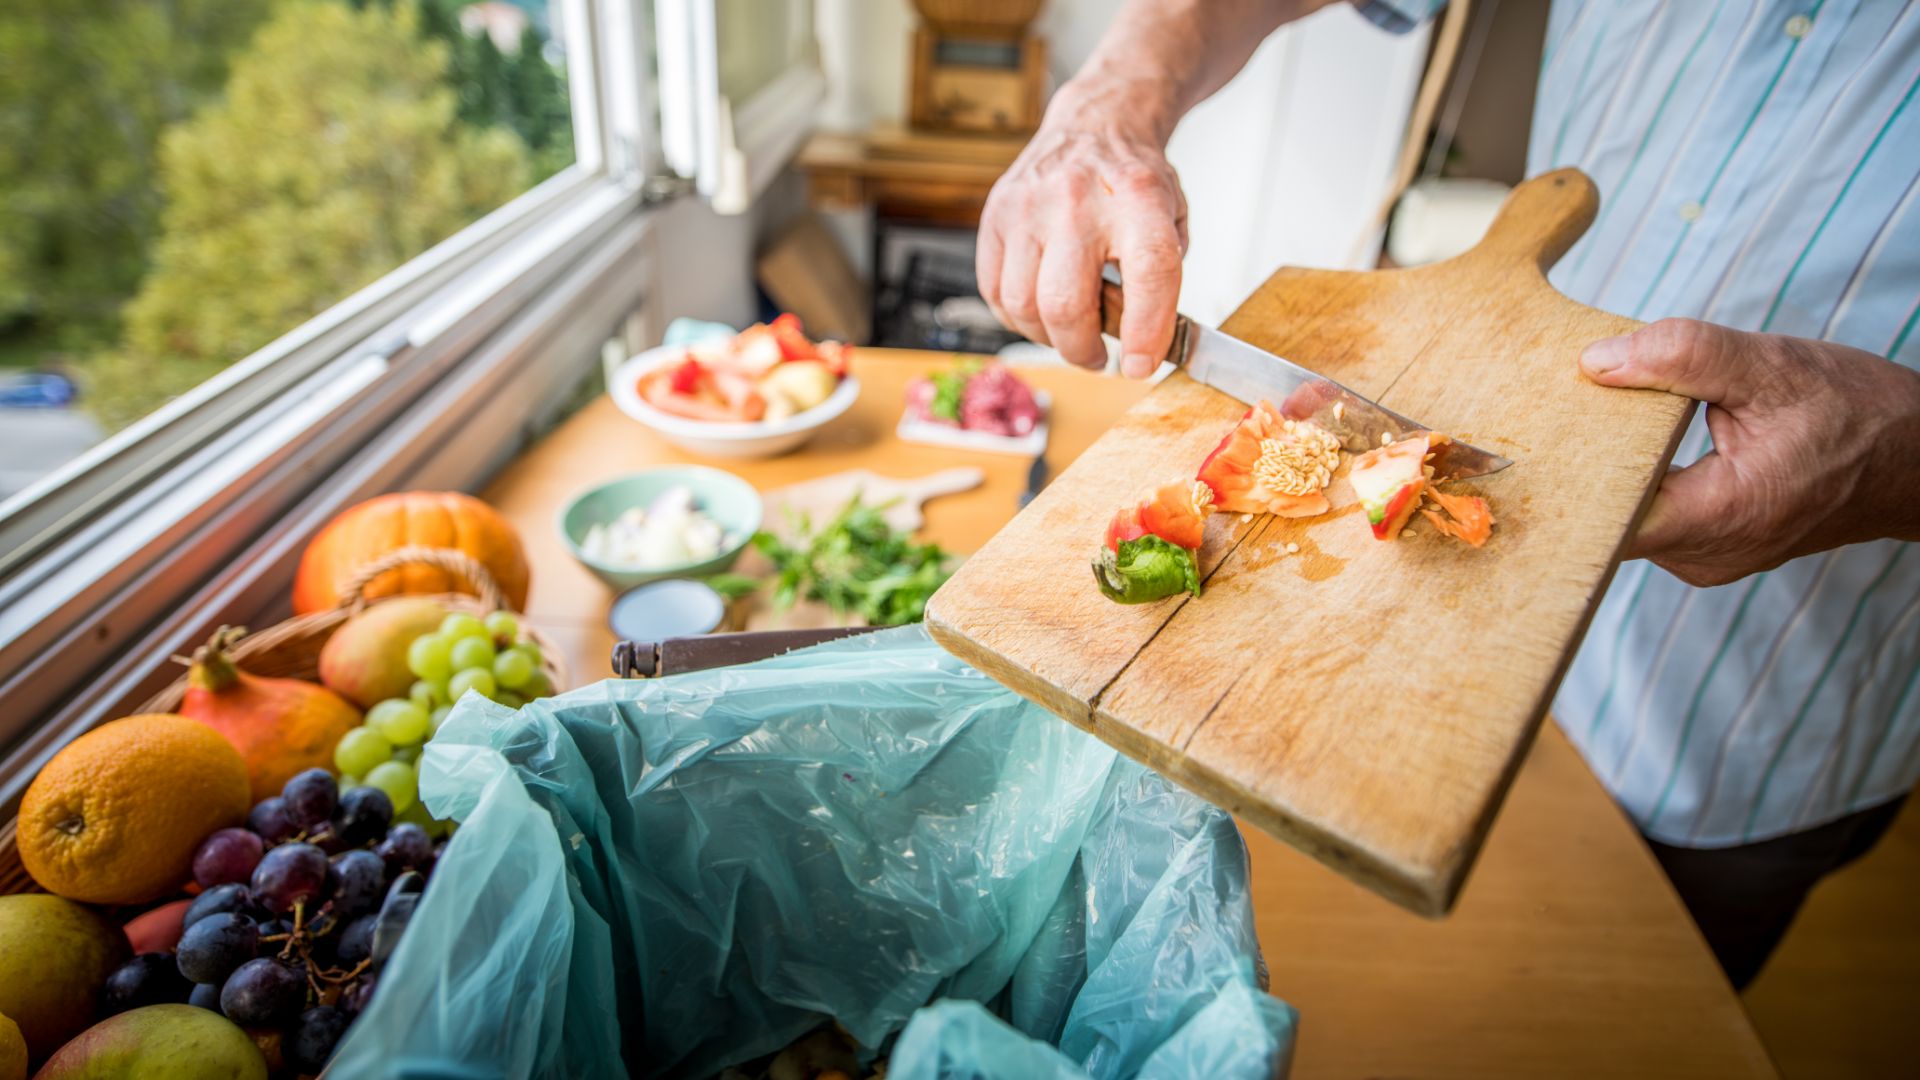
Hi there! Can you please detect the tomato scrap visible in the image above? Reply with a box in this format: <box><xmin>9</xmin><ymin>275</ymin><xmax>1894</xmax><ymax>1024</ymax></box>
<box><xmin>1420</xmin><ymin>487</ymin><xmax>1495</xmax><ymax>547</ymax></box>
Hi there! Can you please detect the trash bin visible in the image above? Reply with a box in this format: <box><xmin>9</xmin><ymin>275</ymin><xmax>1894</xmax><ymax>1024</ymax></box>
<box><xmin>328</xmin><ymin>626</ymin><xmax>1296</xmax><ymax>1079</ymax></box>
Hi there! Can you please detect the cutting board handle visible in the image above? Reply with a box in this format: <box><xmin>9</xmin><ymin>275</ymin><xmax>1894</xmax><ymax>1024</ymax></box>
<box><xmin>1459</xmin><ymin>168</ymin><xmax>1600</xmax><ymax>276</ymax></box>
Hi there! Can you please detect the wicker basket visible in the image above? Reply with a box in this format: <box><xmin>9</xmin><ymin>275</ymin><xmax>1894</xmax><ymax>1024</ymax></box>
<box><xmin>0</xmin><ymin>547</ymin><xmax>567</xmax><ymax>897</ymax></box>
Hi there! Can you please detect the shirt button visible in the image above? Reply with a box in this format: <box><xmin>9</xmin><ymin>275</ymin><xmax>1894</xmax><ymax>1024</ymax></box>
<box><xmin>1678</xmin><ymin>199</ymin><xmax>1705</xmax><ymax>222</ymax></box>
<box><xmin>1785</xmin><ymin>13</ymin><xmax>1813</xmax><ymax>38</ymax></box>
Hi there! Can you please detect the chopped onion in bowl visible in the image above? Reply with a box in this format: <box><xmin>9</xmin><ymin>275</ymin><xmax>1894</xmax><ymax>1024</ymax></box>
<box><xmin>581</xmin><ymin>485</ymin><xmax>737</xmax><ymax>569</ymax></box>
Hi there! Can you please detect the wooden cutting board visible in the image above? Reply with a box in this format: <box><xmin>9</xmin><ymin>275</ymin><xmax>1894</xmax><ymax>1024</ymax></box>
<box><xmin>925</xmin><ymin>170</ymin><xmax>1694</xmax><ymax>916</ymax></box>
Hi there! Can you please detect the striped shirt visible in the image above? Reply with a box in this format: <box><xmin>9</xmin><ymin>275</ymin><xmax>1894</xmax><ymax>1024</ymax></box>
<box><xmin>1357</xmin><ymin>0</ymin><xmax>1920</xmax><ymax>846</ymax></box>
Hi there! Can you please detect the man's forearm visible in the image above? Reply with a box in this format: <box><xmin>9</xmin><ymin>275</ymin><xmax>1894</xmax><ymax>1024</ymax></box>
<box><xmin>1053</xmin><ymin>0</ymin><xmax>1343</xmax><ymax>146</ymax></box>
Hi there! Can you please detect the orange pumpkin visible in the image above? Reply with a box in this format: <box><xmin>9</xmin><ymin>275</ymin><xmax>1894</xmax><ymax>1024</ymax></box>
<box><xmin>292</xmin><ymin>491</ymin><xmax>530</xmax><ymax>614</ymax></box>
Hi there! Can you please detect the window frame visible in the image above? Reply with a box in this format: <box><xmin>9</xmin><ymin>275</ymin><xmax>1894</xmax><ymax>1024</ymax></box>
<box><xmin>0</xmin><ymin>0</ymin><xmax>661</xmax><ymax>808</ymax></box>
<box><xmin>654</xmin><ymin>0</ymin><xmax>825</xmax><ymax>213</ymax></box>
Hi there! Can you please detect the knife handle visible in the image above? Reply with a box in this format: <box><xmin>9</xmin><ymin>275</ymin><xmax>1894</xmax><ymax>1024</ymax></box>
<box><xmin>1098</xmin><ymin>263</ymin><xmax>1190</xmax><ymax>368</ymax></box>
<box><xmin>1098</xmin><ymin>264</ymin><xmax>1127</xmax><ymax>341</ymax></box>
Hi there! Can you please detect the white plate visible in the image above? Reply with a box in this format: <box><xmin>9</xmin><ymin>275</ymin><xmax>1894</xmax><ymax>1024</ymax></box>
<box><xmin>609</xmin><ymin>342</ymin><xmax>860</xmax><ymax>459</ymax></box>
<box><xmin>895</xmin><ymin>391</ymin><xmax>1051</xmax><ymax>457</ymax></box>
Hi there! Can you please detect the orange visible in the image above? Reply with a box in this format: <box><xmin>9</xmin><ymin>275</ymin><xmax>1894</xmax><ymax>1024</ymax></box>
<box><xmin>18</xmin><ymin>714</ymin><xmax>251</xmax><ymax>905</ymax></box>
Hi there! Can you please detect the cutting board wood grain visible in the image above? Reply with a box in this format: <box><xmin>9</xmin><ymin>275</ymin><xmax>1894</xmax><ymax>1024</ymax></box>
<box><xmin>925</xmin><ymin>170</ymin><xmax>1695</xmax><ymax>916</ymax></box>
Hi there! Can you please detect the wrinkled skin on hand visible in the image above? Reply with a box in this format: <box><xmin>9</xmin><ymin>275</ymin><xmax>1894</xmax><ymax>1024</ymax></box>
<box><xmin>1581</xmin><ymin>318</ymin><xmax>1920</xmax><ymax>587</ymax></box>
<box><xmin>977</xmin><ymin>90</ymin><xmax>1189</xmax><ymax>379</ymax></box>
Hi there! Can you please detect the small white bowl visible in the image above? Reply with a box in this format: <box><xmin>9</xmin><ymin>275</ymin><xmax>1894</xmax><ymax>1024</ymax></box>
<box><xmin>610</xmin><ymin>342</ymin><xmax>860</xmax><ymax>459</ymax></box>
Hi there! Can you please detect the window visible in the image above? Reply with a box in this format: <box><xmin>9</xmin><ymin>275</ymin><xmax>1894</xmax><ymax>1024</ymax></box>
<box><xmin>0</xmin><ymin>0</ymin><xmax>577</xmax><ymax>504</ymax></box>
<box><xmin>656</xmin><ymin>0</ymin><xmax>824</xmax><ymax>211</ymax></box>
<box><xmin>0</xmin><ymin>0</ymin><xmax>658</xmax><ymax>801</ymax></box>
<box><xmin>0</xmin><ymin>0</ymin><xmax>827</xmax><ymax>814</ymax></box>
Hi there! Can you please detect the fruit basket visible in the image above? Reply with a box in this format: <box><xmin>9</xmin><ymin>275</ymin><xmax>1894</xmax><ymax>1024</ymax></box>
<box><xmin>0</xmin><ymin>547</ymin><xmax>565</xmax><ymax>898</ymax></box>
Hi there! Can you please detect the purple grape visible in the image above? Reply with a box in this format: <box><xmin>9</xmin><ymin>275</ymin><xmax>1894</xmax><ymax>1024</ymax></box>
<box><xmin>192</xmin><ymin>827</ymin><xmax>265</xmax><ymax>889</ymax></box>
<box><xmin>183</xmin><ymin>883</ymin><xmax>251</xmax><ymax>930</ymax></box>
<box><xmin>103</xmin><ymin>953</ymin><xmax>194</xmax><ymax>1014</ymax></box>
<box><xmin>188</xmin><ymin>982</ymin><xmax>223</xmax><ymax>1012</ymax></box>
<box><xmin>248</xmin><ymin>797</ymin><xmax>299</xmax><ymax>844</ymax></box>
<box><xmin>334</xmin><ymin>915</ymin><xmax>376</xmax><ymax>967</ymax></box>
<box><xmin>219</xmin><ymin>958</ymin><xmax>308</xmax><ymax>1027</ymax></box>
<box><xmin>374</xmin><ymin>824</ymin><xmax>431</xmax><ymax>873</ymax></box>
<box><xmin>282</xmin><ymin>768</ymin><xmax>338</xmax><ymax>828</ymax></box>
<box><xmin>286</xmin><ymin>1005</ymin><xmax>351</xmax><ymax>1073</ymax></box>
<box><xmin>307</xmin><ymin>822</ymin><xmax>348</xmax><ymax>856</ymax></box>
<box><xmin>329</xmin><ymin>850</ymin><xmax>388</xmax><ymax>921</ymax></box>
<box><xmin>340</xmin><ymin>974</ymin><xmax>376</xmax><ymax>1014</ymax></box>
<box><xmin>251</xmin><ymin>842</ymin><xmax>330</xmax><ymax>914</ymax></box>
<box><xmin>176</xmin><ymin>912</ymin><xmax>259</xmax><ymax>984</ymax></box>
<box><xmin>336</xmin><ymin>786</ymin><xmax>394</xmax><ymax>846</ymax></box>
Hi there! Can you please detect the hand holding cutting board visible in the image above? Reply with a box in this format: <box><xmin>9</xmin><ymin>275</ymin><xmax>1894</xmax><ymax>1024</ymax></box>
<box><xmin>1578</xmin><ymin>318</ymin><xmax>1920</xmax><ymax>588</ymax></box>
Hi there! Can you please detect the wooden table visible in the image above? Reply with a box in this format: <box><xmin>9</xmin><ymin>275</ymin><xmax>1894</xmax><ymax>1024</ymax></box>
<box><xmin>483</xmin><ymin>349</ymin><xmax>1776</xmax><ymax>1078</ymax></box>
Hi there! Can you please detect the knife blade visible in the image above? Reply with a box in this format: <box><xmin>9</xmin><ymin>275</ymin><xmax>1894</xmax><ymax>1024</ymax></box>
<box><xmin>1018</xmin><ymin>454</ymin><xmax>1049</xmax><ymax>508</ymax></box>
<box><xmin>1097</xmin><ymin>269</ymin><xmax>1510</xmax><ymax>480</ymax></box>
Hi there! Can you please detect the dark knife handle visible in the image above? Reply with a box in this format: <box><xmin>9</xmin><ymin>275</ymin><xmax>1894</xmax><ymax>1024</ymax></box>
<box><xmin>1098</xmin><ymin>265</ymin><xmax>1127</xmax><ymax>341</ymax></box>
<box><xmin>611</xmin><ymin>627</ymin><xmax>879</xmax><ymax>678</ymax></box>
<box><xmin>1098</xmin><ymin>263</ymin><xmax>1191</xmax><ymax>367</ymax></box>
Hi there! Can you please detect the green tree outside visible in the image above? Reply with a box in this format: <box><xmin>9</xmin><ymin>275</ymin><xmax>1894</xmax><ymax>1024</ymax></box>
<box><xmin>83</xmin><ymin>0</ymin><xmax>533</xmax><ymax>428</ymax></box>
<box><xmin>0</xmin><ymin>0</ymin><xmax>276</xmax><ymax>342</ymax></box>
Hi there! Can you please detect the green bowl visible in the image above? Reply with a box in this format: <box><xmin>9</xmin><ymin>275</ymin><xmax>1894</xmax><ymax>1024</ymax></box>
<box><xmin>559</xmin><ymin>466</ymin><xmax>763</xmax><ymax>590</ymax></box>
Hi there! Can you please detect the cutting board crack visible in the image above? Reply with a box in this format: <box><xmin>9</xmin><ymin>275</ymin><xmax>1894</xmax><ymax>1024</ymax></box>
<box><xmin>1086</xmin><ymin>512</ymin><xmax>1270</xmax><ymax>715</ymax></box>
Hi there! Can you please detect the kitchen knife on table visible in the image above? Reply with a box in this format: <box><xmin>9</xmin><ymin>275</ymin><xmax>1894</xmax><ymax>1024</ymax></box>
<box><xmin>1097</xmin><ymin>267</ymin><xmax>1510</xmax><ymax>480</ymax></box>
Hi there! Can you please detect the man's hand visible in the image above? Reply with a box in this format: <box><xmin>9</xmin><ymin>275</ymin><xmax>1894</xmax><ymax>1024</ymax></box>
<box><xmin>1581</xmin><ymin>319</ymin><xmax>1920</xmax><ymax>587</ymax></box>
<box><xmin>978</xmin><ymin>84</ymin><xmax>1189</xmax><ymax>378</ymax></box>
<box><xmin>974</xmin><ymin>0</ymin><xmax>1334</xmax><ymax>378</ymax></box>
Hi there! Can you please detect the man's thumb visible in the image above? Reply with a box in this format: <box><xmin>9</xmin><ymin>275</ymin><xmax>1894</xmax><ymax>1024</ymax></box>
<box><xmin>1579</xmin><ymin>318</ymin><xmax>1752</xmax><ymax>407</ymax></box>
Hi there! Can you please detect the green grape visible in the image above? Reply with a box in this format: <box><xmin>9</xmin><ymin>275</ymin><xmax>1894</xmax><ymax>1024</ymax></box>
<box><xmin>519</xmin><ymin>669</ymin><xmax>553</xmax><ymax>700</ymax></box>
<box><xmin>492</xmin><ymin>647</ymin><xmax>536</xmax><ymax>690</ymax></box>
<box><xmin>334</xmin><ymin>726</ymin><xmax>393</xmax><ymax>777</ymax></box>
<box><xmin>392</xmin><ymin>745</ymin><xmax>420</xmax><ymax>765</ymax></box>
<box><xmin>423</xmin><ymin>812</ymin><xmax>453</xmax><ymax>839</ymax></box>
<box><xmin>439</xmin><ymin>612</ymin><xmax>487</xmax><ymax>641</ymax></box>
<box><xmin>407</xmin><ymin>634</ymin><xmax>453</xmax><ymax>681</ymax></box>
<box><xmin>429</xmin><ymin>704</ymin><xmax>452</xmax><ymax>735</ymax></box>
<box><xmin>368</xmin><ymin>699</ymin><xmax>431</xmax><ymax>746</ymax></box>
<box><xmin>408</xmin><ymin>679</ymin><xmax>443</xmax><ymax>710</ymax></box>
<box><xmin>337</xmin><ymin>773</ymin><xmax>361</xmax><ymax>790</ymax></box>
<box><xmin>365</xmin><ymin>760</ymin><xmax>418</xmax><ymax>813</ymax></box>
<box><xmin>449</xmin><ymin>636</ymin><xmax>496</xmax><ymax>671</ymax></box>
<box><xmin>495</xmin><ymin>690</ymin><xmax>526</xmax><ymax>710</ymax></box>
<box><xmin>395</xmin><ymin>800</ymin><xmax>434</xmax><ymax>831</ymax></box>
<box><xmin>515</xmin><ymin>640</ymin><xmax>544</xmax><ymax>666</ymax></box>
<box><xmin>483</xmin><ymin>610</ymin><xmax>519</xmax><ymax>644</ymax></box>
<box><xmin>448</xmin><ymin>667</ymin><xmax>497</xmax><ymax>701</ymax></box>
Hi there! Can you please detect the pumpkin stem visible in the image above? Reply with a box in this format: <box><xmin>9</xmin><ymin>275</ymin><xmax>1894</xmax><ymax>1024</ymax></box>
<box><xmin>187</xmin><ymin>625</ymin><xmax>249</xmax><ymax>693</ymax></box>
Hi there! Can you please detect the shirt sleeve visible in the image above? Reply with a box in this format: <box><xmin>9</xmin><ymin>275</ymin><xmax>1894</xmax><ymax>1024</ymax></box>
<box><xmin>1350</xmin><ymin>0</ymin><xmax>1447</xmax><ymax>34</ymax></box>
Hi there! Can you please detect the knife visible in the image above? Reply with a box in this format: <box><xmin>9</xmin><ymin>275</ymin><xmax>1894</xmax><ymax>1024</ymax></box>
<box><xmin>612</xmin><ymin>628</ymin><xmax>877</xmax><ymax>678</ymax></box>
<box><xmin>1018</xmin><ymin>454</ymin><xmax>1049</xmax><ymax>508</ymax></box>
<box><xmin>1097</xmin><ymin>268</ymin><xmax>1510</xmax><ymax>480</ymax></box>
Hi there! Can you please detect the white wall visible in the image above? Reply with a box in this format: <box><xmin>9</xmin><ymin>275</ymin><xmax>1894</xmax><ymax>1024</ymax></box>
<box><xmin>813</xmin><ymin>0</ymin><xmax>1429</xmax><ymax>323</ymax></box>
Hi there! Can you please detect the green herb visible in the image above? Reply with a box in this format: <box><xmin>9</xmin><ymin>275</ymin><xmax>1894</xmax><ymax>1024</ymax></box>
<box><xmin>750</xmin><ymin>495</ymin><xmax>955</xmax><ymax>625</ymax></box>
<box><xmin>703</xmin><ymin>573</ymin><xmax>763</xmax><ymax>601</ymax></box>
<box><xmin>927</xmin><ymin>360</ymin><xmax>981</xmax><ymax>423</ymax></box>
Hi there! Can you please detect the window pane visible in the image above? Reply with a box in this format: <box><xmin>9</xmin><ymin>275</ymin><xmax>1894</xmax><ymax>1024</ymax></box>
<box><xmin>0</xmin><ymin>0</ymin><xmax>574</xmax><ymax>502</ymax></box>
<box><xmin>715</xmin><ymin>0</ymin><xmax>817</xmax><ymax>104</ymax></box>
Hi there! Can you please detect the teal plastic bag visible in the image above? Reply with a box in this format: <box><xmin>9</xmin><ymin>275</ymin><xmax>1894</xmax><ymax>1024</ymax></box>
<box><xmin>328</xmin><ymin>627</ymin><xmax>1296</xmax><ymax>1079</ymax></box>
